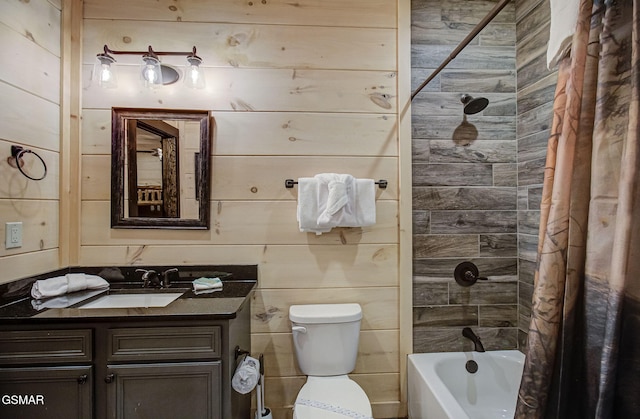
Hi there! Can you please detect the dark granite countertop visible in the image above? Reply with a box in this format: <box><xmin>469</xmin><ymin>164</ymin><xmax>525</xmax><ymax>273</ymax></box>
<box><xmin>0</xmin><ymin>265</ymin><xmax>257</xmax><ymax>324</ymax></box>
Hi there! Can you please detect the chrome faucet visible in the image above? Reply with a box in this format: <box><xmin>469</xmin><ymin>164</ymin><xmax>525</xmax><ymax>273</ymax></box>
<box><xmin>462</xmin><ymin>327</ymin><xmax>485</xmax><ymax>352</ymax></box>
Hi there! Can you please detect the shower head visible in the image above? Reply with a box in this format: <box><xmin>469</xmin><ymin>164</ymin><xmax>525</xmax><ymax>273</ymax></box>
<box><xmin>461</xmin><ymin>94</ymin><xmax>489</xmax><ymax>115</ymax></box>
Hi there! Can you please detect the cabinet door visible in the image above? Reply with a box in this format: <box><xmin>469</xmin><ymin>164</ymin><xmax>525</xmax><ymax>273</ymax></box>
<box><xmin>0</xmin><ymin>365</ymin><xmax>92</xmax><ymax>419</ymax></box>
<box><xmin>106</xmin><ymin>361</ymin><xmax>221</xmax><ymax>419</ymax></box>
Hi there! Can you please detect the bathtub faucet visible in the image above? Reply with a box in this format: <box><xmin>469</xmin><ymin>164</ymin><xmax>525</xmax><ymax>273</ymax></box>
<box><xmin>462</xmin><ymin>327</ymin><xmax>485</xmax><ymax>352</ymax></box>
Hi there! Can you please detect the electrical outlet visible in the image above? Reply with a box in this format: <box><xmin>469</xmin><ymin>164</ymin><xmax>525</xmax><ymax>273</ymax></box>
<box><xmin>5</xmin><ymin>222</ymin><xmax>22</xmax><ymax>249</ymax></box>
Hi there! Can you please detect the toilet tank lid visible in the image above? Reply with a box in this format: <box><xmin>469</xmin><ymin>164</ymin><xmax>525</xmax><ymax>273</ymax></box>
<box><xmin>289</xmin><ymin>303</ymin><xmax>362</xmax><ymax>323</ymax></box>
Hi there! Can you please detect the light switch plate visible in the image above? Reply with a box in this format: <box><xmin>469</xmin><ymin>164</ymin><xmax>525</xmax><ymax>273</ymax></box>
<box><xmin>5</xmin><ymin>222</ymin><xmax>22</xmax><ymax>249</ymax></box>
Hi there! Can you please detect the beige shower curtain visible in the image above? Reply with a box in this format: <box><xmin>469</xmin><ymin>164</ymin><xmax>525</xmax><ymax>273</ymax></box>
<box><xmin>516</xmin><ymin>0</ymin><xmax>640</xmax><ymax>418</ymax></box>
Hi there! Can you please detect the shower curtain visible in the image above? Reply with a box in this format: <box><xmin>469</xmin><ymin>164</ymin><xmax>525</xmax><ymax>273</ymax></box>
<box><xmin>516</xmin><ymin>0</ymin><xmax>640</xmax><ymax>418</ymax></box>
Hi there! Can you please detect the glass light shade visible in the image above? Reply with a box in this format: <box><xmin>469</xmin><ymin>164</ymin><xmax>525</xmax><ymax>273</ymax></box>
<box><xmin>94</xmin><ymin>54</ymin><xmax>118</xmax><ymax>89</ymax></box>
<box><xmin>184</xmin><ymin>56</ymin><xmax>206</xmax><ymax>89</ymax></box>
<box><xmin>141</xmin><ymin>55</ymin><xmax>163</xmax><ymax>88</ymax></box>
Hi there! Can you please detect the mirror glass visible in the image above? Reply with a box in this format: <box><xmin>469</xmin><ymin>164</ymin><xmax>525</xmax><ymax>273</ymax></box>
<box><xmin>111</xmin><ymin>108</ymin><xmax>211</xmax><ymax>229</ymax></box>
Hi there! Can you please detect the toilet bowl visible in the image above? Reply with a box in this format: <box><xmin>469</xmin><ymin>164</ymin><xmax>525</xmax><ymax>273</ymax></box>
<box><xmin>289</xmin><ymin>304</ymin><xmax>372</xmax><ymax>419</ymax></box>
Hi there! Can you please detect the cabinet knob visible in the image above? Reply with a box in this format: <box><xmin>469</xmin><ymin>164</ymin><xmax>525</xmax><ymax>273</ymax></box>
<box><xmin>77</xmin><ymin>374</ymin><xmax>88</xmax><ymax>384</ymax></box>
<box><xmin>105</xmin><ymin>373</ymin><xmax>115</xmax><ymax>383</ymax></box>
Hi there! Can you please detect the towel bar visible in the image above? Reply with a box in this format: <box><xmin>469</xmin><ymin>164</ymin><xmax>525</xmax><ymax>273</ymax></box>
<box><xmin>284</xmin><ymin>178</ymin><xmax>387</xmax><ymax>189</ymax></box>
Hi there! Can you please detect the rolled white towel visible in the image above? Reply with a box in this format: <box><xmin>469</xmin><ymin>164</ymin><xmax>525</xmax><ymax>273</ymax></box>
<box><xmin>31</xmin><ymin>274</ymin><xmax>109</xmax><ymax>300</ymax></box>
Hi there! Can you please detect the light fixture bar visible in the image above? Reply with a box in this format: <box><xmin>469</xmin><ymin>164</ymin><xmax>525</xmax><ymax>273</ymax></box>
<box><xmin>101</xmin><ymin>44</ymin><xmax>199</xmax><ymax>58</ymax></box>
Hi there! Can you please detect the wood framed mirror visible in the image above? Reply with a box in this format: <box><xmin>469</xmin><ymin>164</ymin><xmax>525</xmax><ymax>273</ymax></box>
<box><xmin>111</xmin><ymin>108</ymin><xmax>211</xmax><ymax>229</ymax></box>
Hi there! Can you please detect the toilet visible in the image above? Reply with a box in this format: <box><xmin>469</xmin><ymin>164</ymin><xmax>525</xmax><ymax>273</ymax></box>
<box><xmin>289</xmin><ymin>303</ymin><xmax>372</xmax><ymax>419</ymax></box>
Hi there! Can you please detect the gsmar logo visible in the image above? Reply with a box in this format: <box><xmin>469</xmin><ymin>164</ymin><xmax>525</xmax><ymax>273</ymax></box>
<box><xmin>2</xmin><ymin>394</ymin><xmax>45</xmax><ymax>405</ymax></box>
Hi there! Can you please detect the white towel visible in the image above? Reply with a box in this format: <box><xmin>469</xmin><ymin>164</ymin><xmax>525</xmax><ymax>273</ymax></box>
<box><xmin>297</xmin><ymin>177</ymin><xmax>331</xmax><ymax>235</ymax></box>
<box><xmin>547</xmin><ymin>0</ymin><xmax>580</xmax><ymax>69</ymax></box>
<box><xmin>296</xmin><ymin>174</ymin><xmax>376</xmax><ymax>234</ymax></box>
<box><xmin>316</xmin><ymin>173</ymin><xmax>354</xmax><ymax>227</ymax></box>
<box><xmin>31</xmin><ymin>274</ymin><xmax>109</xmax><ymax>300</ymax></box>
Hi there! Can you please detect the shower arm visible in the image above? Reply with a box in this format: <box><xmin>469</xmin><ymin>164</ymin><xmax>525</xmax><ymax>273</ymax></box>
<box><xmin>410</xmin><ymin>0</ymin><xmax>512</xmax><ymax>102</ymax></box>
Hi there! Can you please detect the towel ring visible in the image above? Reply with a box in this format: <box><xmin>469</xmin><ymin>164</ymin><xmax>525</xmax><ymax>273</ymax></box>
<box><xmin>7</xmin><ymin>145</ymin><xmax>47</xmax><ymax>181</ymax></box>
<box><xmin>284</xmin><ymin>179</ymin><xmax>387</xmax><ymax>189</ymax></box>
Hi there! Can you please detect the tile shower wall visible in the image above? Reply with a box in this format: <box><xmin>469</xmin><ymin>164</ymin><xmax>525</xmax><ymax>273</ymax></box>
<box><xmin>411</xmin><ymin>0</ymin><xmax>519</xmax><ymax>352</ymax></box>
<box><xmin>515</xmin><ymin>0</ymin><xmax>557</xmax><ymax>347</ymax></box>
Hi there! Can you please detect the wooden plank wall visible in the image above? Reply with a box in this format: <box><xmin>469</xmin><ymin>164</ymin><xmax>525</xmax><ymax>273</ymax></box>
<box><xmin>0</xmin><ymin>0</ymin><xmax>62</xmax><ymax>281</ymax></box>
<box><xmin>411</xmin><ymin>0</ymin><xmax>519</xmax><ymax>352</ymax></box>
<box><xmin>515</xmin><ymin>0</ymin><xmax>557</xmax><ymax>348</ymax></box>
<box><xmin>80</xmin><ymin>1</ymin><xmax>403</xmax><ymax>417</ymax></box>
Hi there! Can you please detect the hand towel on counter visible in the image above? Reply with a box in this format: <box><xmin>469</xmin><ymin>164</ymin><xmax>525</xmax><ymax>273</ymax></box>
<box><xmin>547</xmin><ymin>0</ymin><xmax>580</xmax><ymax>68</ymax></box>
<box><xmin>192</xmin><ymin>277</ymin><xmax>223</xmax><ymax>292</ymax></box>
<box><xmin>31</xmin><ymin>288</ymin><xmax>107</xmax><ymax>310</ymax></box>
<box><xmin>31</xmin><ymin>273</ymin><xmax>109</xmax><ymax>300</ymax></box>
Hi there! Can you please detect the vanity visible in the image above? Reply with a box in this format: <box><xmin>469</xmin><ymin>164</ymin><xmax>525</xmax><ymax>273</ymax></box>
<box><xmin>0</xmin><ymin>265</ymin><xmax>256</xmax><ymax>419</ymax></box>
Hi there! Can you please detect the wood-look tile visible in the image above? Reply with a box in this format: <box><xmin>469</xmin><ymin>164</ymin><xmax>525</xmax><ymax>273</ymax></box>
<box><xmin>450</xmin><ymin>281</ymin><xmax>518</xmax><ymax>305</ymax></box>
<box><xmin>413</xmin><ymin>281</ymin><xmax>449</xmax><ymax>306</ymax></box>
<box><xmin>518</xmin><ymin>129</ymin><xmax>550</xmax><ymax>162</ymax></box>
<box><xmin>518</xmin><ymin>186</ymin><xmax>529</xmax><ymax>210</ymax></box>
<box><xmin>413</xmin><ymin>163</ymin><xmax>493</xmax><ymax>186</ymax></box>
<box><xmin>413</xmin><ymin>187</ymin><xmax>517</xmax><ymax>210</ymax></box>
<box><xmin>412</xmin><ymin>139</ymin><xmax>431</xmax><ymax>162</ymax></box>
<box><xmin>440</xmin><ymin>70</ymin><xmax>516</xmax><ymax>93</ymax></box>
<box><xmin>528</xmin><ymin>186</ymin><xmax>543</xmax><ymax>210</ymax></box>
<box><xmin>518</xmin><ymin>258</ymin><xmax>536</xmax><ymax>285</ymax></box>
<box><xmin>412</xmin><ymin>93</ymin><xmax>515</xmax><ymax>117</ymax></box>
<box><xmin>518</xmin><ymin>328</ymin><xmax>529</xmax><ymax>349</ymax></box>
<box><xmin>413</xmin><ymin>210</ymin><xmax>431</xmax><ymax>234</ymax></box>
<box><xmin>517</xmin><ymin>101</ymin><xmax>553</xmax><ymax>138</ymax></box>
<box><xmin>516</xmin><ymin>20</ymin><xmax>550</xmax><ymax>72</ymax></box>
<box><xmin>413</xmin><ymin>305</ymin><xmax>479</xmax><ymax>327</ymax></box>
<box><xmin>493</xmin><ymin>163</ymin><xmax>517</xmax><ymax>187</ymax></box>
<box><xmin>441</xmin><ymin>1</ymin><xmax>516</xmax><ymax>25</ymax></box>
<box><xmin>430</xmin><ymin>140</ymin><xmax>517</xmax><ymax>163</ymax></box>
<box><xmin>516</xmin><ymin>0</ymin><xmax>545</xmax><ymax>23</ymax></box>
<box><xmin>431</xmin><ymin>211</ymin><xmax>517</xmax><ymax>234</ymax></box>
<box><xmin>412</xmin><ymin>116</ymin><xmax>516</xmax><ymax>141</ymax></box>
<box><xmin>515</xmin><ymin>0</ymin><xmax>550</xmax><ymax>46</ymax></box>
<box><xmin>518</xmin><ymin>210</ymin><xmax>540</xmax><ymax>235</ymax></box>
<box><xmin>519</xmin><ymin>311</ymin><xmax>531</xmax><ymax>331</ymax></box>
<box><xmin>517</xmin><ymin>49</ymin><xmax>551</xmax><ymax>90</ymax></box>
<box><xmin>412</xmin><ymin>45</ymin><xmax>515</xmax><ymax>70</ymax></box>
<box><xmin>412</xmin><ymin>20</ymin><xmax>481</xmax><ymax>46</ymax></box>
<box><xmin>479</xmin><ymin>23</ymin><xmax>516</xmax><ymax>46</ymax></box>
<box><xmin>413</xmin><ymin>234</ymin><xmax>479</xmax><ymax>258</ymax></box>
<box><xmin>480</xmin><ymin>234</ymin><xmax>517</xmax><ymax>257</ymax></box>
<box><xmin>482</xmin><ymin>95</ymin><xmax>517</xmax><ymax>117</ymax></box>
<box><xmin>517</xmin><ymin>156</ymin><xmax>545</xmax><ymax>186</ymax></box>
<box><xmin>479</xmin><ymin>305</ymin><xmax>518</xmax><ymax>327</ymax></box>
<box><xmin>411</xmin><ymin>68</ymin><xmax>441</xmax><ymax>93</ymax></box>
<box><xmin>519</xmin><ymin>281</ymin><xmax>534</xmax><ymax>310</ymax></box>
<box><xmin>518</xmin><ymin>233</ymin><xmax>538</xmax><ymax>261</ymax></box>
<box><xmin>517</xmin><ymin>72</ymin><xmax>557</xmax><ymax>114</ymax></box>
<box><xmin>413</xmin><ymin>257</ymin><xmax>517</xmax><ymax>279</ymax></box>
<box><xmin>413</xmin><ymin>327</ymin><xmax>518</xmax><ymax>352</ymax></box>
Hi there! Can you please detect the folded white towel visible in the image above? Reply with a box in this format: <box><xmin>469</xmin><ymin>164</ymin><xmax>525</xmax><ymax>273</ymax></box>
<box><xmin>31</xmin><ymin>274</ymin><xmax>109</xmax><ymax>300</ymax></box>
<box><xmin>297</xmin><ymin>177</ymin><xmax>331</xmax><ymax>235</ymax></box>
<box><xmin>296</xmin><ymin>174</ymin><xmax>376</xmax><ymax>234</ymax></box>
<box><xmin>192</xmin><ymin>277</ymin><xmax>223</xmax><ymax>291</ymax></box>
<box><xmin>31</xmin><ymin>288</ymin><xmax>106</xmax><ymax>310</ymax></box>
<box><xmin>547</xmin><ymin>0</ymin><xmax>580</xmax><ymax>68</ymax></box>
<box><xmin>316</xmin><ymin>173</ymin><xmax>354</xmax><ymax>227</ymax></box>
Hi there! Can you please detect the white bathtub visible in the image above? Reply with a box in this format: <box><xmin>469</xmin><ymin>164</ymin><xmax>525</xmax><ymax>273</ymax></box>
<box><xmin>407</xmin><ymin>350</ymin><xmax>525</xmax><ymax>419</ymax></box>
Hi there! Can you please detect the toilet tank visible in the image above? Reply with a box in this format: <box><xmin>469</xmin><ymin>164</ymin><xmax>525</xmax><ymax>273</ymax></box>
<box><xmin>289</xmin><ymin>303</ymin><xmax>362</xmax><ymax>376</ymax></box>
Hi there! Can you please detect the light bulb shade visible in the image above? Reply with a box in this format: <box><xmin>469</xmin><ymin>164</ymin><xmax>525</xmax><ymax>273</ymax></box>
<box><xmin>184</xmin><ymin>55</ymin><xmax>206</xmax><ymax>89</ymax></box>
<box><xmin>93</xmin><ymin>54</ymin><xmax>118</xmax><ymax>88</ymax></box>
<box><xmin>141</xmin><ymin>55</ymin><xmax>163</xmax><ymax>88</ymax></box>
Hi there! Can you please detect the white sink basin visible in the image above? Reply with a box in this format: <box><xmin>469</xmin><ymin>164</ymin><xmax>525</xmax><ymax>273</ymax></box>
<box><xmin>78</xmin><ymin>292</ymin><xmax>184</xmax><ymax>309</ymax></box>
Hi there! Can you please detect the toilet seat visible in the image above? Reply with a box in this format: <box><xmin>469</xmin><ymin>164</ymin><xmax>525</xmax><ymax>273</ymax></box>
<box><xmin>293</xmin><ymin>376</ymin><xmax>372</xmax><ymax>419</ymax></box>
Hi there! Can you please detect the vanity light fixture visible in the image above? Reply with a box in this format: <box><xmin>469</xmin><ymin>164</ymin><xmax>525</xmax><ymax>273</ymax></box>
<box><xmin>94</xmin><ymin>45</ymin><xmax>205</xmax><ymax>89</ymax></box>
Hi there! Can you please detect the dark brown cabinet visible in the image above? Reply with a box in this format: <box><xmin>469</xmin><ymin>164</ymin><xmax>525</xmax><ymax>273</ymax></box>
<box><xmin>0</xmin><ymin>304</ymin><xmax>251</xmax><ymax>419</ymax></box>
<box><xmin>0</xmin><ymin>329</ymin><xmax>93</xmax><ymax>419</ymax></box>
